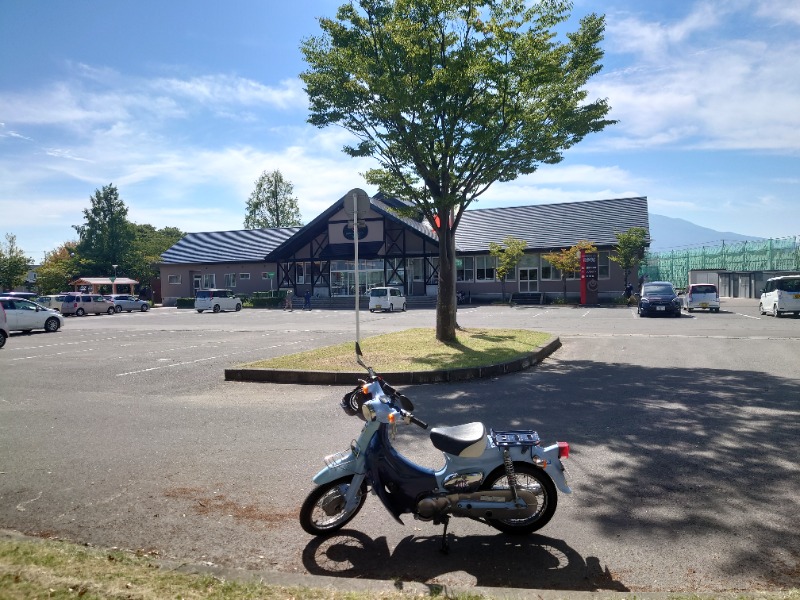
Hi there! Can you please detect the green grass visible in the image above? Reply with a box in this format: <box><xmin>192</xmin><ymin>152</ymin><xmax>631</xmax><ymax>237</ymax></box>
<box><xmin>240</xmin><ymin>328</ymin><xmax>553</xmax><ymax>372</ymax></box>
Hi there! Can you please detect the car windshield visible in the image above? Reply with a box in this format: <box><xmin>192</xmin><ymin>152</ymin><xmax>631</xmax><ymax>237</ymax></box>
<box><xmin>644</xmin><ymin>284</ymin><xmax>674</xmax><ymax>295</ymax></box>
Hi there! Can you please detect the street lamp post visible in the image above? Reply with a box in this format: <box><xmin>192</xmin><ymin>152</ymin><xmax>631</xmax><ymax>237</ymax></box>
<box><xmin>112</xmin><ymin>264</ymin><xmax>118</xmax><ymax>294</ymax></box>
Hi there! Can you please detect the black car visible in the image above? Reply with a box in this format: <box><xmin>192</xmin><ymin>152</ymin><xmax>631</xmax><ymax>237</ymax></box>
<box><xmin>638</xmin><ymin>281</ymin><xmax>681</xmax><ymax>317</ymax></box>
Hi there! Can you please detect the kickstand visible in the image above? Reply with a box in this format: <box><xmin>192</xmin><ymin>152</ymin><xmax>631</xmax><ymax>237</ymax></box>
<box><xmin>439</xmin><ymin>516</ymin><xmax>450</xmax><ymax>554</ymax></box>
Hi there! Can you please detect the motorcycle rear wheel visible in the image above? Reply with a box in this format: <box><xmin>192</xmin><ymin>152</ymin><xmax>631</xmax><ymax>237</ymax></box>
<box><xmin>300</xmin><ymin>477</ymin><xmax>367</xmax><ymax>536</ymax></box>
<box><xmin>480</xmin><ymin>462</ymin><xmax>557</xmax><ymax>534</ymax></box>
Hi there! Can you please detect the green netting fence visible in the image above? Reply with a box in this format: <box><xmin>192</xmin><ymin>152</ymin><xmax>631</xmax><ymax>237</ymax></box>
<box><xmin>641</xmin><ymin>236</ymin><xmax>800</xmax><ymax>288</ymax></box>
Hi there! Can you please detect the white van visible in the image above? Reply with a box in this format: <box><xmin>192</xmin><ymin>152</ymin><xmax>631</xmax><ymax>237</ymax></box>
<box><xmin>368</xmin><ymin>287</ymin><xmax>406</xmax><ymax>313</ymax></box>
<box><xmin>683</xmin><ymin>283</ymin><xmax>720</xmax><ymax>313</ymax></box>
<box><xmin>759</xmin><ymin>275</ymin><xmax>800</xmax><ymax>318</ymax></box>
<box><xmin>195</xmin><ymin>289</ymin><xmax>242</xmax><ymax>313</ymax></box>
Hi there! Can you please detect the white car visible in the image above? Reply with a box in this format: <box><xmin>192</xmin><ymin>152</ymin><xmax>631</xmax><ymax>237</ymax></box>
<box><xmin>0</xmin><ymin>296</ymin><xmax>64</xmax><ymax>334</ymax></box>
<box><xmin>368</xmin><ymin>287</ymin><xmax>407</xmax><ymax>313</ymax></box>
<box><xmin>683</xmin><ymin>283</ymin><xmax>720</xmax><ymax>313</ymax></box>
<box><xmin>195</xmin><ymin>289</ymin><xmax>242</xmax><ymax>313</ymax></box>
<box><xmin>759</xmin><ymin>275</ymin><xmax>800</xmax><ymax>318</ymax></box>
<box><xmin>0</xmin><ymin>301</ymin><xmax>8</xmax><ymax>348</ymax></box>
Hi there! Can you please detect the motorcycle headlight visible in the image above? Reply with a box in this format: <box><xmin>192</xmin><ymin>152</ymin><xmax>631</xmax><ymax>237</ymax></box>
<box><xmin>362</xmin><ymin>402</ymin><xmax>376</xmax><ymax>422</ymax></box>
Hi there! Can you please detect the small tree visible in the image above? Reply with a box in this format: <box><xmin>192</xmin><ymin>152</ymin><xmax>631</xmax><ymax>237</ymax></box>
<box><xmin>244</xmin><ymin>170</ymin><xmax>303</xmax><ymax>229</ymax></box>
<box><xmin>35</xmin><ymin>242</ymin><xmax>78</xmax><ymax>294</ymax></box>
<box><xmin>610</xmin><ymin>227</ymin><xmax>648</xmax><ymax>288</ymax></box>
<box><xmin>543</xmin><ymin>240</ymin><xmax>597</xmax><ymax>303</ymax></box>
<box><xmin>489</xmin><ymin>236</ymin><xmax>527</xmax><ymax>302</ymax></box>
<box><xmin>0</xmin><ymin>233</ymin><xmax>32</xmax><ymax>291</ymax></box>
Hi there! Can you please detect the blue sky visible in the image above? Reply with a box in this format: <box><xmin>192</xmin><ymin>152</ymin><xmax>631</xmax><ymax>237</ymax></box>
<box><xmin>2</xmin><ymin>0</ymin><xmax>799</xmax><ymax>262</ymax></box>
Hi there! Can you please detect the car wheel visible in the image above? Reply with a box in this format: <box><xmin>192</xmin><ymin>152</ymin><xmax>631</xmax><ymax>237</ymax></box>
<box><xmin>213</xmin><ymin>304</ymin><xmax>221</xmax><ymax>313</ymax></box>
<box><xmin>44</xmin><ymin>317</ymin><xmax>60</xmax><ymax>332</ymax></box>
<box><xmin>197</xmin><ymin>309</ymin><xmax>204</xmax><ymax>313</ymax></box>
<box><xmin>687</xmin><ymin>307</ymin><xmax>693</xmax><ymax>313</ymax></box>
<box><xmin>0</xmin><ymin>331</ymin><xmax>6</xmax><ymax>349</ymax></box>
<box><xmin>107</xmin><ymin>307</ymin><xmax>115</xmax><ymax>315</ymax></box>
<box><xmin>141</xmin><ymin>304</ymin><xmax>149</xmax><ymax>311</ymax></box>
<box><xmin>402</xmin><ymin>303</ymin><xmax>407</xmax><ymax>312</ymax></box>
<box><xmin>773</xmin><ymin>305</ymin><xmax>781</xmax><ymax>318</ymax></box>
<box><xmin>759</xmin><ymin>303</ymin><xmax>766</xmax><ymax>315</ymax></box>
<box><xmin>235</xmin><ymin>303</ymin><xmax>242</xmax><ymax>312</ymax></box>
<box><xmin>389</xmin><ymin>303</ymin><xmax>394</xmax><ymax>312</ymax></box>
<box><xmin>76</xmin><ymin>308</ymin><xmax>85</xmax><ymax>316</ymax></box>
<box><xmin>114</xmin><ymin>305</ymin><xmax>122</xmax><ymax>313</ymax></box>
<box><xmin>369</xmin><ymin>309</ymin><xmax>374</xmax><ymax>313</ymax></box>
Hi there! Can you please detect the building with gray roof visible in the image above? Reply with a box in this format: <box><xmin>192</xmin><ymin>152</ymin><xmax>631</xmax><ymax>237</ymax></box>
<box><xmin>158</xmin><ymin>189</ymin><xmax>649</xmax><ymax>305</ymax></box>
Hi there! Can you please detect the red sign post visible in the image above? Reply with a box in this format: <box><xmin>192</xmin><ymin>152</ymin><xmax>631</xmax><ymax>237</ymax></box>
<box><xmin>580</xmin><ymin>251</ymin><xmax>599</xmax><ymax>304</ymax></box>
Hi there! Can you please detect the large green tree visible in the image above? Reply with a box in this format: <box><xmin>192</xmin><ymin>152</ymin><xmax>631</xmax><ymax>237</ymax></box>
<box><xmin>244</xmin><ymin>170</ymin><xmax>303</xmax><ymax>229</ymax></box>
<box><xmin>301</xmin><ymin>0</ymin><xmax>614</xmax><ymax>341</ymax></box>
<box><xmin>610</xmin><ymin>227</ymin><xmax>648</xmax><ymax>287</ymax></box>
<box><xmin>0</xmin><ymin>233</ymin><xmax>32</xmax><ymax>291</ymax></box>
<box><xmin>73</xmin><ymin>184</ymin><xmax>135</xmax><ymax>277</ymax></box>
<box><xmin>127</xmin><ymin>224</ymin><xmax>185</xmax><ymax>286</ymax></box>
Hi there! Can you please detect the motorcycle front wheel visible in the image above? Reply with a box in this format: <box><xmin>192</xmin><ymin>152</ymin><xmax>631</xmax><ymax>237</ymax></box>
<box><xmin>481</xmin><ymin>462</ymin><xmax>557</xmax><ymax>534</ymax></box>
<box><xmin>299</xmin><ymin>477</ymin><xmax>367</xmax><ymax>536</ymax></box>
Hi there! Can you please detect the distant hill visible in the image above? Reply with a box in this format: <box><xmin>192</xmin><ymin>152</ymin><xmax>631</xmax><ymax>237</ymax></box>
<box><xmin>647</xmin><ymin>214</ymin><xmax>763</xmax><ymax>252</ymax></box>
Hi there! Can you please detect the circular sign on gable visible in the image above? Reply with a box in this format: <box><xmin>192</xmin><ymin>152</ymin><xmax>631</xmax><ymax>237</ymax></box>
<box><xmin>343</xmin><ymin>223</ymin><xmax>369</xmax><ymax>240</ymax></box>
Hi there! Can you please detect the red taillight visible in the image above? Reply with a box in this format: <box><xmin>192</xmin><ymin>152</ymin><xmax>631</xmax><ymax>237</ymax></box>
<box><xmin>558</xmin><ymin>441</ymin><xmax>569</xmax><ymax>459</ymax></box>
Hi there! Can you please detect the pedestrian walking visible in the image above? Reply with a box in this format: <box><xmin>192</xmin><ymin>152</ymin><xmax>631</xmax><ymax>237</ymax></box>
<box><xmin>284</xmin><ymin>292</ymin><xmax>293</xmax><ymax>311</ymax></box>
<box><xmin>303</xmin><ymin>290</ymin><xmax>312</xmax><ymax>311</ymax></box>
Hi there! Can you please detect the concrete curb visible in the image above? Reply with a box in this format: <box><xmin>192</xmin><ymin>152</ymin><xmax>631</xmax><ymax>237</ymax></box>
<box><xmin>224</xmin><ymin>336</ymin><xmax>562</xmax><ymax>385</ymax></box>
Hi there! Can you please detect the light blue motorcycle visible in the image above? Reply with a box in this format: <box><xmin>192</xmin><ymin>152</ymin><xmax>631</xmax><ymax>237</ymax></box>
<box><xmin>300</xmin><ymin>344</ymin><xmax>571</xmax><ymax>552</ymax></box>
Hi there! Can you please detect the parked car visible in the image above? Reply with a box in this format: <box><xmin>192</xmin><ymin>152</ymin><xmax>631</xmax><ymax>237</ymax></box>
<box><xmin>36</xmin><ymin>294</ymin><xmax>67</xmax><ymax>311</ymax></box>
<box><xmin>759</xmin><ymin>275</ymin><xmax>800</xmax><ymax>318</ymax></box>
<box><xmin>638</xmin><ymin>281</ymin><xmax>681</xmax><ymax>317</ymax></box>
<box><xmin>61</xmin><ymin>293</ymin><xmax>116</xmax><ymax>316</ymax></box>
<box><xmin>194</xmin><ymin>289</ymin><xmax>242</xmax><ymax>313</ymax></box>
<box><xmin>368</xmin><ymin>286</ymin><xmax>407</xmax><ymax>313</ymax></box>
<box><xmin>683</xmin><ymin>283</ymin><xmax>720</xmax><ymax>313</ymax></box>
<box><xmin>0</xmin><ymin>300</ymin><xmax>8</xmax><ymax>348</ymax></box>
<box><xmin>0</xmin><ymin>296</ymin><xmax>64</xmax><ymax>333</ymax></box>
<box><xmin>105</xmin><ymin>294</ymin><xmax>150</xmax><ymax>313</ymax></box>
<box><xmin>1</xmin><ymin>291</ymin><xmax>38</xmax><ymax>300</ymax></box>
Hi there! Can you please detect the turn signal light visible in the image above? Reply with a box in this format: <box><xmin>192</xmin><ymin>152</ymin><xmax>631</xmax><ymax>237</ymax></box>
<box><xmin>557</xmin><ymin>441</ymin><xmax>570</xmax><ymax>459</ymax></box>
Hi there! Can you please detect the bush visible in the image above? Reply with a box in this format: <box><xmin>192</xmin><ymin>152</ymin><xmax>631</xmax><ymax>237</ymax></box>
<box><xmin>176</xmin><ymin>297</ymin><xmax>194</xmax><ymax>309</ymax></box>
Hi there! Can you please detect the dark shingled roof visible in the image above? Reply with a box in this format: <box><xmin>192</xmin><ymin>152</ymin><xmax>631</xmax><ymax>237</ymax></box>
<box><xmin>455</xmin><ymin>197</ymin><xmax>650</xmax><ymax>252</ymax></box>
<box><xmin>160</xmin><ymin>227</ymin><xmax>301</xmax><ymax>264</ymax></box>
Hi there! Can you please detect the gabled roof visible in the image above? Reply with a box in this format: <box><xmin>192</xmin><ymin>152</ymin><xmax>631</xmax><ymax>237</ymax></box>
<box><xmin>263</xmin><ymin>188</ymin><xmax>439</xmax><ymax>261</ymax></box>
<box><xmin>455</xmin><ymin>196</ymin><xmax>650</xmax><ymax>252</ymax></box>
<box><xmin>160</xmin><ymin>227</ymin><xmax>301</xmax><ymax>264</ymax></box>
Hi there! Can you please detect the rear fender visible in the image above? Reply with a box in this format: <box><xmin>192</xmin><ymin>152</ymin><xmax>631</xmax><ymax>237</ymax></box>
<box><xmin>534</xmin><ymin>443</ymin><xmax>572</xmax><ymax>494</ymax></box>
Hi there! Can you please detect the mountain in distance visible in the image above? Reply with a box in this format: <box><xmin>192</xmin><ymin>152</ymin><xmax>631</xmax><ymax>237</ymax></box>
<box><xmin>647</xmin><ymin>213</ymin><xmax>764</xmax><ymax>252</ymax></box>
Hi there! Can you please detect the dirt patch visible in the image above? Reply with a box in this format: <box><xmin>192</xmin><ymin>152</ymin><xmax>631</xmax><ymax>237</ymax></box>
<box><xmin>164</xmin><ymin>486</ymin><xmax>297</xmax><ymax>527</ymax></box>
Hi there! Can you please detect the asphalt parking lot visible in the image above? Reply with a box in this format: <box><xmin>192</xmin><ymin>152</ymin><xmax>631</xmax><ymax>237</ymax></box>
<box><xmin>1</xmin><ymin>299</ymin><xmax>798</xmax><ymax>593</ymax></box>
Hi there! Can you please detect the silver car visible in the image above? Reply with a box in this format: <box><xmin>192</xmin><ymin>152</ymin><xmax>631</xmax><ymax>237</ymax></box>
<box><xmin>0</xmin><ymin>297</ymin><xmax>64</xmax><ymax>333</ymax></box>
<box><xmin>105</xmin><ymin>294</ymin><xmax>150</xmax><ymax>313</ymax></box>
<box><xmin>61</xmin><ymin>293</ymin><xmax>116</xmax><ymax>316</ymax></box>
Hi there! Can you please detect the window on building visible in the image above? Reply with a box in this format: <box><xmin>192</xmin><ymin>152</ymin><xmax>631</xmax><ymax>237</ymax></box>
<box><xmin>599</xmin><ymin>251</ymin><xmax>610</xmax><ymax>279</ymax></box>
<box><xmin>239</xmin><ymin>273</ymin><xmax>250</xmax><ymax>280</ymax></box>
<box><xmin>541</xmin><ymin>257</ymin><xmax>561</xmax><ymax>281</ymax></box>
<box><xmin>476</xmin><ymin>256</ymin><xmax>496</xmax><ymax>281</ymax></box>
<box><xmin>456</xmin><ymin>256</ymin><xmax>474</xmax><ymax>281</ymax></box>
<box><xmin>168</xmin><ymin>275</ymin><xmax>181</xmax><ymax>285</ymax></box>
<box><xmin>202</xmin><ymin>274</ymin><xmax>215</xmax><ymax>288</ymax></box>
<box><xmin>224</xmin><ymin>273</ymin><xmax>236</xmax><ymax>288</ymax></box>
<box><xmin>296</xmin><ymin>263</ymin><xmax>305</xmax><ymax>284</ymax></box>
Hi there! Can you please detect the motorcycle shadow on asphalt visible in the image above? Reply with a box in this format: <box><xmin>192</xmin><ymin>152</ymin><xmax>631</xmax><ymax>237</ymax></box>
<box><xmin>301</xmin><ymin>529</ymin><xmax>628</xmax><ymax>592</ymax></box>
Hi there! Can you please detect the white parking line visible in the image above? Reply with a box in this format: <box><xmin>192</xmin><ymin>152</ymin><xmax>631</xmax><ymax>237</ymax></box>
<box><xmin>736</xmin><ymin>312</ymin><xmax>761</xmax><ymax>320</ymax></box>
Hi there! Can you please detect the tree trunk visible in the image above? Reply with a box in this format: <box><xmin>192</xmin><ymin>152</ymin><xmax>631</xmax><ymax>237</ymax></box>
<box><xmin>436</xmin><ymin>222</ymin><xmax>458</xmax><ymax>343</ymax></box>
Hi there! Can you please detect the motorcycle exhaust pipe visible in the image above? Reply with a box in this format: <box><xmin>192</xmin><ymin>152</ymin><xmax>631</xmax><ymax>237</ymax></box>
<box><xmin>418</xmin><ymin>490</ymin><xmax>538</xmax><ymax>520</ymax></box>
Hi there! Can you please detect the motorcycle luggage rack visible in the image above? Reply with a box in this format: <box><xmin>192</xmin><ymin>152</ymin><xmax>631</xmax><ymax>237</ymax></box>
<box><xmin>491</xmin><ymin>430</ymin><xmax>540</xmax><ymax>448</ymax></box>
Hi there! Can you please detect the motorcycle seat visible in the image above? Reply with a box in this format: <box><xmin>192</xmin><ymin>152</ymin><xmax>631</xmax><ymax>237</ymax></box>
<box><xmin>429</xmin><ymin>422</ymin><xmax>487</xmax><ymax>458</ymax></box>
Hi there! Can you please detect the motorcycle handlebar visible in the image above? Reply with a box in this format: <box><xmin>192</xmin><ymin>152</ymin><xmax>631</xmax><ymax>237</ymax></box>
<box><xmin>408</xmin><ymin>414</ymin><xmax>428</xmax><ymax>429</ymax></box>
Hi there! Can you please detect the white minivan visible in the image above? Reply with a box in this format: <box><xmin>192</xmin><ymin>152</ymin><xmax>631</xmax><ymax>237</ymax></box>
<box><xmin>683</xmin><ymin>283</ymin><xmax>720</xmax><ymax>313</ymax></box>
<box><xmin>368</xmin><ymin>287</ymin><xmax>406</xmax><ymax>313</ymax></box>
<box><xmin>759</xmin><ymin>275</ymin><xmax>800</xmax><ymax>318</ymax></box>
<box><xmin>195</xmin><ymin>289</ymin><xmax>242</xmax><ymax>313</ymax></box>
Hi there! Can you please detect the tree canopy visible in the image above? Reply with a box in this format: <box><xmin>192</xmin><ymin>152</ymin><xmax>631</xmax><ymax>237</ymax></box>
<box><xmin>543</xmin><ymin>240</ymin><xmax>597</xmax><ymax>302</ymax></box>
<box><xmin>611</xmin><ymin>227</ymin><xmax>648</xmax><ymax>286</ymax></box>
<box><xmin>301</xmin><ymin>0</ymin><xmax>614</xmax><ymax>341</ymax></box>
<box><xmin>244</xmin><ymin>170</ymin><xmax>303</xmax><ymax>229</ymax></box>
<box><xmin>0</xmin><ymin>233</ymin><xmax>32</xmax><ymax>291</ymax></box>
<box><xmin>489</xmin><ymin>235</ymin><xmax>527</xmax><ymax>301</ymax></box>
<box><xmin>73</xmin><ymin>184</ymin><xmax>135</xmax><ymax>277</ymax></box>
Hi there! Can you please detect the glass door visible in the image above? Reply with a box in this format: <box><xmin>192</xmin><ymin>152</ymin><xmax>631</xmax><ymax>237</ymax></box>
<box><xmin>519</xmin><ymin>268</ymin><xmax>538</xmax><ymax>292</ymax></box>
